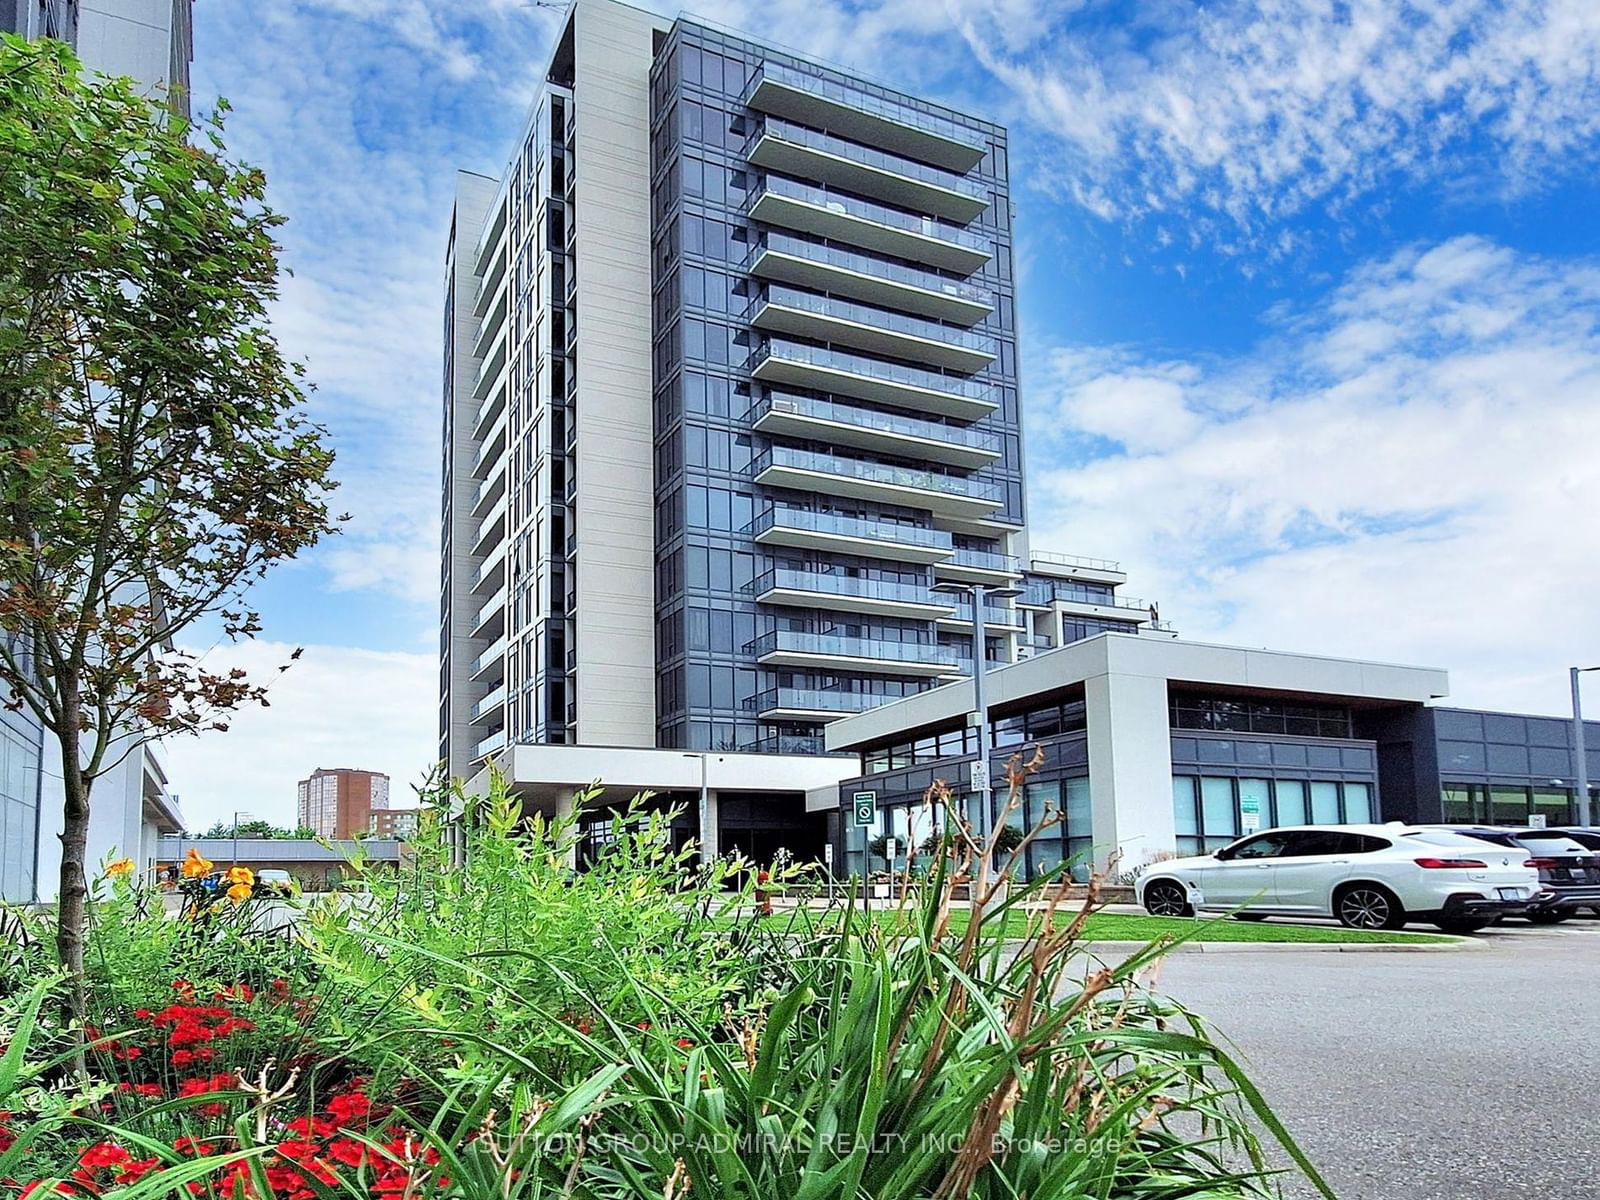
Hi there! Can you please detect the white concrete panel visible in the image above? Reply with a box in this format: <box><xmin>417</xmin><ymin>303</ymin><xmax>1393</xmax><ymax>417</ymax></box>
<box><xmin>1084</xmin><ymin>669</ymin><xmax>1176</xmax><ymax>873</ymax></box>
<box><xmin>569</xmin><ymin>0</ymin><xmax>670</xmax><ymax>747</ymax></box>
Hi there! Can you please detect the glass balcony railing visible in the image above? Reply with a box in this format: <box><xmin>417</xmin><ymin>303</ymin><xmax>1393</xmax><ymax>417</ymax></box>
<box><xmin>1021</xmin><ymin>581</ymin><xmax>1153</xmax><ymax>610</ymax></box>
<box><xmin>943</xmin><ymin>601</ymin><xmax>1025</xmax><ymax>627</ymax></box>
<box><xmin>750</xmin><ymin>446</ymin><xmax>1003</xmax><ymax>503</ymax></box>
<box><xmin>742</xmin><ymin>63</ymin><xmax>988</xmax><ymax>164</ymax></box>
<box><xmin>749</xmin><ymin>117</ymin><xmax>988</xmax><ymax>205</ymax></box>
<box><xmin>751</xmin><ymin>339</ymin><xmax>994</xmax><ymax>405</ymax></box>
<box><xmin>470</xmin><ymin>685</ymin><xmax>506</xmax><ymax>721</ymax></box>
<box><xmin>750</xmin><ymin>284</ymin><xmax>994</xmax><ymax>357</ymax></box>
<box><xmin>748</xmin><ymin>175</ymin><xmax>990</xmax><ymax>257</ymax></box>
<box><xmin>942</xmin><ymin>548</ymin><xmax>1021</xmax><ymax>573</ymax></box>
<box><xmin>744</xmin><ymin>508</ymin><xmax>954</xmax><ymax>554</ymax></box>
<box><xmin>749</xmin><ymin>394</ymin><xmax>1001</xmax><ymax>455</ymax></box>
<box><xmin>742</xmin><ymin>567</ymin><xmax>950</xmax><ymax>610</ymax></box>
<box><xmin>471</xmin><ymin>637</ymin><xmax>507</xmax><ymax>675</ymax></box>
<box><xmin>744</xmin><ymin>687</ymin><xmax>901</xmax><ymax>716</ymax></box>
<box><xmin>474</xmin><ymin>729</ymin><xmax>506</xmax><ymax>758</ymax></box>
<box><xmin>746</xmin><ymin>630</ymin><xmax>953</xmax><ymax>667</ymax></box>
<box><xmin>739</xmin><ymin>733</ymin><xmax>832</xmax><ymax>756</ymax></box>
<box><xmin>745</xmin><ymin>232</ymin><xmax>991</xmax><ymax>309</ymax></box>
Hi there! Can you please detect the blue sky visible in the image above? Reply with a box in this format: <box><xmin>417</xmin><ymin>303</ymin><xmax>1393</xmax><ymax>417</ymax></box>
<box><xmin>164</xmin><ymin>0</ymin><xmax>1600</xmax><ymax>829</ymax></box>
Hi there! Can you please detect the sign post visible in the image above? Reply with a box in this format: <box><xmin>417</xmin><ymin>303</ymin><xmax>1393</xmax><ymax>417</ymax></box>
<box><xmin>851</xmin><ymin>791</ymin><xmax>876</xmax><ymax>911</ymax></box>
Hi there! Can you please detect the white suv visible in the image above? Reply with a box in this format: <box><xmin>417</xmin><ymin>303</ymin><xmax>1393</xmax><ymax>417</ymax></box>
<box><xmin>1138</xmin><ymin>825</ymin><xmax>1545</xmax><ymax>933</ymax></box>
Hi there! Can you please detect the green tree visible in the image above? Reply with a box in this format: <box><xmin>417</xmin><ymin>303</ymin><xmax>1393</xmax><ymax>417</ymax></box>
<box><xmin>0</xmin><ymin>37</ymin><xmax>338</xmax><ymax>1015</ymax></box>
<box><xmin>197</xmin><ymin>818</ymin><xmax>315</xmax><ymax>839</ymax></box>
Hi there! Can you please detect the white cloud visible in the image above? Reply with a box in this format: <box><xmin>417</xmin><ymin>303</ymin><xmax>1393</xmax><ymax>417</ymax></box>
<box><xmin>955</xmin><ymin>0</ymin><xmax>1600</xmax><ymax>237</ymax></box>
<box><xmin>161</xmin><ymin>641</ymin><xmax>436</xmax><ymax>833</ymax></box>
<box><xmin>1026</xmin><ymin>235</ymin><xmax>1600</xmax><ymax>716</ymax></box>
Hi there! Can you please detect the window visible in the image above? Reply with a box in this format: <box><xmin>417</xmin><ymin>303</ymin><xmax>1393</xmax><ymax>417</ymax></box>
<box><xmin>1309</xmin><ymin>782</ymin><xmax>1341</xmax><ymax>824</ymax></box>
<box><xmin>1491</xmin><ymin>786</ymin><xmax>1529</xmax><ymax>824</ymax></box>
<box><xmin>1201</xmin><ymin>778</ymin><xmax>1238</xmax><ymax>846</ymax></box>
<box><xmin>1344</xmin><ymin>781</ymin><xmax>1373</xmax><ymax>824</ymax></box>
<box><xmin>1274</xmin><ymin>779</ymin><xmax>1307</xmax><ymax>825</ymax></box>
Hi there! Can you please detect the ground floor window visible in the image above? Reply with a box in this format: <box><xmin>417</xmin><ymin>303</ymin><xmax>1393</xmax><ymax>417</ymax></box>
<box><xmin>1441</xmin><ymin>782</ymin><xmax>1575</xmax><ymax>825</ymax></box>
<box><xmin>1172</xmin><ymin>775</ymin><xmax>1375</xmax><ymax>855</ymax></box>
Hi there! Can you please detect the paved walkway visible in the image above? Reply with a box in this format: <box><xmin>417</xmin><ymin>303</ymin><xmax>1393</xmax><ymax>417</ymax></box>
<box><xmin>1154</xmin><ymin>920</ymin><xmax>1600</xmax><ymax>1199</ymax></box>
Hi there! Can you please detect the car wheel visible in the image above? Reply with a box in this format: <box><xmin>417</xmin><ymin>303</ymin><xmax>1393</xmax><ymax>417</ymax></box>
<box><xmin>1144</xmin><ymin>879</ymin><xmax>1193</xmax><ymax>918</ymax></box>
<box><xmin>1433</xmin><ymin>917</ymin><xmax>1493</xmax><ymax>934</ymax></box>
<box><xmin>1231</xmin><ymin>913</ymin><xmax>1269</xmax><ymax>922</ymax></box>
<box><xmin>1525</xmin><ymin>908</ymin><xmax>1573</xmax><ymax>925</ymax></box>
<box><xmin>1334</xmin><ymin>883</ymin><xmax>1406</xmax><ymax>930</ymax></box>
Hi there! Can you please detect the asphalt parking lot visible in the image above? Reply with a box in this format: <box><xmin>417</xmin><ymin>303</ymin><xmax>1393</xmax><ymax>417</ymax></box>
<box><xmin>1153</xmin><ymin>920</ymin><xmax>1600</xmax><ymax>1199</ymax></box>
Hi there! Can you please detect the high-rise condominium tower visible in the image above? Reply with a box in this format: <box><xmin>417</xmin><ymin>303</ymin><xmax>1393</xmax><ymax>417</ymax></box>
<box><xmin>440</xmin><ymin>0</ymin><xmax>1166</xmax><ymax>861</ymax></box>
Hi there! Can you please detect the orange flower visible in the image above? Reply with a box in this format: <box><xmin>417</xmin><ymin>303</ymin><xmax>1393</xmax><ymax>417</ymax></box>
<box><xmin>105</xmin><ymin>858</ymin><xmax>136</xmax><ymax>877</ymax></box>
<box><xmin>181</xmin><ymin>848</ymin><xmax>212</xmax><ymax>879</ymax></box>
<box><xmin>226</xmin><ymin>882</ymin><xmax>252</xmax><ymax>904</ymax></box>
<box><xmin>224</xmin><ymin>866</ymin><xmax>254</xmax><ymax>887</ymax></box>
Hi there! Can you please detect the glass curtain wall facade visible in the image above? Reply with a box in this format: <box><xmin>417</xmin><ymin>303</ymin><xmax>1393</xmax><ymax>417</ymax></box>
<box><xmin>646</xmin><ymin>22</ymin><xmax>1023</xmax><ymax>755</ymax></box>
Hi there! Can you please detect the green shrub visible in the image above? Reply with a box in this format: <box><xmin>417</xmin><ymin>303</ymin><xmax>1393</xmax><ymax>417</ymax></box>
<box><xmin>305</xmin><ymin>770</ymin><xmax>772</xmax><ymax>1090</ymax></box>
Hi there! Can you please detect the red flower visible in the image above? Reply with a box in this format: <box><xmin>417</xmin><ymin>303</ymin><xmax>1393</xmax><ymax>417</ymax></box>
<box><xmin>676</xmin><ymin>1037</ymin><xmax>695</xmax><ymax>1049</ymax></box>
<box><xmin>326</xmin><ymin>1139</ymin><xmax>369</xmax><ymax>1168</ymax></box>
<box><xmin>327</xmin><ymin>1091</ymin><xmax>372</xmax><ymax>1124</ymax></box>
<box><xmin>79</xmin><ymin>1142</ymin><xmax>133</xmax><ymax>1170</ymax></box>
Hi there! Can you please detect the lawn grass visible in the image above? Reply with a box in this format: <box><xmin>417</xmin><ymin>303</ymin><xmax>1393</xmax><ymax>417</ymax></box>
<box><xmin>763</xmin><ymin>907</ymin><xmax>1455</xmax><ymax>944</ymax></box>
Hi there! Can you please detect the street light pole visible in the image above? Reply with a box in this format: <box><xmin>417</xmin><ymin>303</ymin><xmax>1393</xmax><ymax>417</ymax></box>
<box><xmin>932</xmin><ymin>580</ymin><xmax>1022</xmax><ymax>877</ymax></box>
<box><xmin>1572</xmin><ymin>667</ymin><xmax>1598</xmax><ymax>826</ymax></box>
<box><xmin>969</xmin><ymin>582</ymin><xmax>993</xmax><ymax>856</ymax></box>
<box><xmin>682</xmin><ymin>753</ymin><xmax>715</xmax><ymax>868</ymax></box>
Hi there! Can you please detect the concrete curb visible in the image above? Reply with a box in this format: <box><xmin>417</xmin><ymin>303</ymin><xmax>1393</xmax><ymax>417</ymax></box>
<box><xmin>1074</xmin><ymin>937</ymin><xmax>1473</xmax><ymax>955</ymax></box>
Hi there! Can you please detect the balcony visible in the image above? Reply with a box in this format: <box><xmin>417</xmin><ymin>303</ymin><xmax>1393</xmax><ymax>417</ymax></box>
<box><xmin>470</xmin><ymin>637</ymin><xmax>506</xmax><ymax>682</ymax></box>
<box><xmin>472</xmin><ymin>282</ymin><xmax>508</xmax><ymax>359</ymax></box>
<box><xmin>749</xmin><ymin>446</ymin><xmax>1003</xmax><ymax>520</ymax></box>
<box><xmin>933</xmin><ymin>547</ymin><xmax>1023</xmax><ymax>583</ymax></box>
<box><xmin>746</xmin><ymin>508</ymin><xmax>952</xmax><ymax>564</ymax></box>
<box><xmin>473</xmin><ymin>729</ymin><xmax>506</xmax><ymax>760</ymax></box>
<box><xmin>471</xmin><ymin>197</ymin><xmax>507</xmax><ymax>278</ymax></box>
<box><xmin>747</xmin><ymin>630</ymin><xmax>957</xmax><ymax>678</ymax></box>
<box><xmin>473</xmin><ymin>408</ymin><xmax>508</xmax><ymax>478</ymax></box>
<box><xmin>470</xmin><ymin>587</ymin><xmax>505</xmax><ymax>639</ymax></box>
<box><xmin>749</xmin><ymin>339</ymin><xmax>996</xmax><ymax>421</ymax></box>
<box><xmin>1026</xmin><ymin>549</ymin><xmax>1129</xmax><ymax>587</ymax></box>
<box><xmin>748</xmin><ymin>284</ymin><xmax>994</xmax><ymax>372</ymax></box>
<box><xmin>747</xmin><ymin>117</ymin><xmax>987</xmax><ymax>223</ymax></box>
<box><xmin>473</xmin><ymin>254</ymin><xmax>508</xmax><ymax>320</ymax></box>
<box><xmin>746</xmin><ymin>232</ymin><xmax>990</xmax><ymax>326</ymax></box>
<box><xmin>745</xmin><ymin>687</ymin><xmax>901</xmax><ymax>722</ymax></box>
<box><xmin>470</xmin><ymin>684</ymin><xmax>506</xmax><ymax>723</ymax></box>
<box><xmin>739</xmin><ymin>733</ymin><xmax>830</xmax><ymax>756</ymax></box>
<box><xmin>742</xmin><ymin>62</ymin><xmax>987</xmax><ymax>173</ymax></box>
<box><xmin>746</xmin><ymin>175</ymin><xmax>989</xmax><ymax>274</ymax></box>
<box><xmin>471</xmin><ymin>492</ymin><xmax>508</xmax><ymax>556</ymax></box>
<box><xmin>471</xmin><ymin>454</ymin><xmax>507</xmax><ymax>516</ymax></box>
<box><xmin>473</xmin><ymin>332</ymin><xmax>508</xmax><ymax>401</ymax></box>
<box><xmin>742</xmin><ymin>568</ymin><xmax>953</xmax><ymax>621</ymax></box>
<box><xmin>749</xmin><ymin>394</ymin><xmax>999</xmax><ymax>470</ymax></box>
<box><xmin>937</xmin><ymin>602</ymin><xmax>1026</xmax><ymax>632</ymax></box>
<box><xmin>471</xmin><ymin>540</ymin><xmax>506</xmax><ymax>594</ymax></box>
<box><xmin>472</xmin><ymin>379</ymin><xmax>507</xmax><ymax>442</ymax></box>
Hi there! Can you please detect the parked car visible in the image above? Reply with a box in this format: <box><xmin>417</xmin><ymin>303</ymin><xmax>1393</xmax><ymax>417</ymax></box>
<box><xmin>256</xmin><ymin>868</ymin><xmax>298</xmax><ymax>898</ymax></box>
<box><xmin>1138</xmin><ymin>825</ymin><xmax>1544</xmax><ymax>933</ymax></box>
<box><xmin>1540</xmin><ymin>829</ymin><xmax>1600</xmax><ymax>916</ymax></box>
<box><xmin>1436</xmin><ymin>826</ymin><xmax>1600</xmax><ymax>922</ymax></box>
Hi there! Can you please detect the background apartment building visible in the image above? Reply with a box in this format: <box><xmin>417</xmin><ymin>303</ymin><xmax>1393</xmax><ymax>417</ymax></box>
<box><xmin>1</xmin><ymin>0</ymin><xmax>193</xmax><ymax>900</ymax></box>
<box><xmin>296</xmin><ymin>768</ymin><xmax>391</xmax><ymax>840</ymax></box>
<box><xmin>439</xmin><ymin>0</ymin><xmax>1167</xmax><ymax>860</ymax></box>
